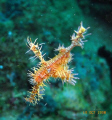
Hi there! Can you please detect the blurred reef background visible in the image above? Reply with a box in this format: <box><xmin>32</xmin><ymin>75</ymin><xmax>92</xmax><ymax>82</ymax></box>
<box><xmin>0</xmin><ymin>0</ymin><xmax>112</xmax><ymax>120</ymax></box>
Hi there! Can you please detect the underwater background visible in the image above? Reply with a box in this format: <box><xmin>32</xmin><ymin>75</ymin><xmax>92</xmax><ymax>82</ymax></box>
<box><xmin>0</xmin><ymin>0</ymin><xmax>112</xmax><ymax>120</ymax></box>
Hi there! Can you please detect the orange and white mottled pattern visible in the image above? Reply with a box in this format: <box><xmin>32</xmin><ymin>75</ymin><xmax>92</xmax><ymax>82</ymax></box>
<box><xmin>25</xmin><ymin>22</ymin><xmax>90</xmax><ymax>104</ymax></box>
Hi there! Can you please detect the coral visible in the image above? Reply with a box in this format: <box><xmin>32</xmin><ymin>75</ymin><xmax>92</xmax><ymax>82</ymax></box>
<box><xmin>25</xmin><ymin>22</ymin><xmax>90</xmax><ymax>104</ymax></box>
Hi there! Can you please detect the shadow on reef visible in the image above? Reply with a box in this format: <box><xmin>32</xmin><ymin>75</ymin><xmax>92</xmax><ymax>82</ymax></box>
<box><xmin>98</xmin><ymin>46</ymin><xmax>112</xmax><ymax>85</ymax></box>
<box><xmin>77</xmin><ymin>0</ymin><xmax>112</xmax><ymax>25</ymax></box>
